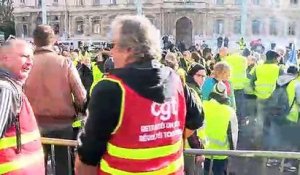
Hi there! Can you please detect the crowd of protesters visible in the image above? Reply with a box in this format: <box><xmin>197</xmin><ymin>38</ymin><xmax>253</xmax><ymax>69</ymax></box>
<box><xmin>2</xmin><ymin>14</ymin><xmax>300</xmax><ymax>175</ymax></box>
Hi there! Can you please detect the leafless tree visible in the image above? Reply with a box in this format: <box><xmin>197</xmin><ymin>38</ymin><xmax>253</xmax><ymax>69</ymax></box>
<box><xmin>0</xmin><ymin>0</ymin><xmax>14</xmax><ymax>25</ymax></box>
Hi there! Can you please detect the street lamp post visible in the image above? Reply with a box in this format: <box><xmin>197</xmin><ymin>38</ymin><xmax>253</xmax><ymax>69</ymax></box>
<box><xmin>134</xmin><ymin>0</ymin><xmax>143</xmax><ymax>15</ymax></box>
<box><xmin>41</xmin><ymin>0</ymin><xmax>47</xmax><ymax>24</ymax></box>
<box><xmin>241</xmin><ymin>0</ymin><xmax>248</xmax><ymax>37</ymax></box>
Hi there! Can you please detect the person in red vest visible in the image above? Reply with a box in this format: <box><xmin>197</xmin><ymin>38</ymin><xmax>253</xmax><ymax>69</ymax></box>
<box><xmin>0</xmin><ymin>39</ymin><xmax>45</xmax><ymax>174</ymax></box>
<box><xmin>75</xmin><ymin>15</ymin><xmax>204</xmax><ymax>175</ymax></box>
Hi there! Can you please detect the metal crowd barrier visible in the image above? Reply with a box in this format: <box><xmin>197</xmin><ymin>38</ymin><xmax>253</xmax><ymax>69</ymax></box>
<box><xmin>41</xmin><ymin>138</ymin><xmax>300</xmax><ymax>175</ymax></box>
<box><xmin>185</xmin><ymin>149</ymin><xmax>300</xmax><ymax>175</ymax></box>
<box><xmin>41</xmin><ymin>137</ymin><xmax>77</xmax><ymax>175</ymax></box>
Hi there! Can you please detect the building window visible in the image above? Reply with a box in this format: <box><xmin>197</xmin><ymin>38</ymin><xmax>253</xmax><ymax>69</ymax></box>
<box><xmin>76</xmin><ymin>18</ymin><xmax>84</xmax><ymax>34</ymax></box>
<box><xmin>94</xmin><ymin>0</ymin><xmax>100</xmax><ymax>5</ymax></box>
<box><xmin>92</xmin><ymin>18</ymin><xmax>101</xmax><ymax>34</ymax></box>
<box><xmin>110</xmin><ymin>0</ymin><xmax>116</xmax><ymax>4</ymax></box>
<box><xmin>38</xmin><ymin>0</ymin><xmax>42</xmax><ymax>7</ymax></box>
<box><xmin>235</xmin><ymin>0</ymin><xmax>242</xmax><ymax>5</ymax></box>
<box><xmin>22</xmin><ymin>25</ymin><xmax>28</xmax><ymax>37</ymax></box>
<box><xmin>36</xmin><ymin>17</ymin><xmax>42</xmax><ymax>25</ymax></box>
<box><xmin>53</xmin><ymin>0</ymin><xmax>58</xmax><ymax>3</ymax></box>
<box><xmin>216</xmin><ymin>0</ymin><xmax>224</xmax><ymax>5</ymax></box>
<box><xmin>288</xmin><ymin>22</ymin><xmax>296</xmax><ymax>36</ymax></box>
<box><xmin>269</xmin><ymin>18</ymin><xmax>278</xmax><ymax>36</ymax></box>
<box><xmin>252</xmin><ymin>0</ymin><xmax>260</xmax><ymax>5</ymax></box>
<box><xmin>76</xmin><ymin>0</ymin><xmax>84</xmax><ymax>6</ymax></box>
<box><xmin>271</xmin><ymin>0</ymin><xmax>280</xmax><ymax>7</ymax></box>
<box><xmin>214</xmin><ymin>19</ymin><xmax>224</xmax><ymax>35</ymax></box>
<box><xmin>234</xmin><ymin>19</ymin><xmax>241</xmax><ymax>34</ymax></box>
<box><xmin>252</xmin><ymin>19</ymin><xmax>261</xmax><ymax>35</ymax></box>
<box><xmin>20</xmin><ymin>0</ymin><xmax>25</xmax><ymax>3</ymax></box>
<box><xmin>291</xmin><ymin>0</ymin><xmax>298</xmax><ymax>5</ymax></box>
<box><xmin>53</xmin><ymin>24</ymin><xmax>59</xmax><ymax>34</ymax></box>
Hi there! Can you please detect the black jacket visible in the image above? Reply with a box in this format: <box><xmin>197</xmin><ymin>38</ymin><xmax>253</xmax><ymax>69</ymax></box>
<box><xmin>77</xmin><ymin>60</ymin><xmax>204</xmax><ymax>166</ymax></box>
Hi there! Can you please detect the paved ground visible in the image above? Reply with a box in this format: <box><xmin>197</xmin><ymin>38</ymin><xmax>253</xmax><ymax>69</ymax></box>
<box><xmin>226</xmin><ymin>123</ymin><xmax>300</xmax><ymax>175</ymax></box>
<box><xmin>46</xmin><ymin>122</ymin><xmax>300</xmax><ymax>175</ymax></box>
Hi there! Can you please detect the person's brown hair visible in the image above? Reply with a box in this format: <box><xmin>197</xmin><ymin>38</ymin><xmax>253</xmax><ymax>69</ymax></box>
<box><xmin>33</xmin><ymin>25</ymin><xmax>56</xmax><ymax>47</ymax></box>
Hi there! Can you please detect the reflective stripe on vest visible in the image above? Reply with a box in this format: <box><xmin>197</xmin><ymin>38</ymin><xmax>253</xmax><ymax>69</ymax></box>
<box><xmin>207</xmin><ymin>137</ymin><xmax>228</xmax><ymax>147</ymax></box>
<box><xmin>72</xmin><ymin>120</ymin><xmax>83</xmax><ymax>128</ymax></box>
<box><xmin>0</xmin><ymin>148</ymin><xmax>44</xmax><ymax>174</ymax></box>
<box><xmin>100</xmin><ymin>155</ymin><xmax>183</xmax><ymax>175</ymax></box>
<box><xmin>0</xmin><ymin>130</ymin><xmax>40</xmax><ymax>149</ymax></box>
<box><xmin>254</xmin><ymin>64</ymin><xmax>280</xmax><ymax>99</ymax></box>
<box><xmin>107</xmin><ymin>139</ymin><xmax>182</xmax><ymax>160</ymax></box>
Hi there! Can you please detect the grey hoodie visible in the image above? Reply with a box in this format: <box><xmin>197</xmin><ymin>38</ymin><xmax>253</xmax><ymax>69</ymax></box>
<box><xmin>277</xmin><ymin>74</ymin><xmax>300</xmax><ymax>106</ymax></box>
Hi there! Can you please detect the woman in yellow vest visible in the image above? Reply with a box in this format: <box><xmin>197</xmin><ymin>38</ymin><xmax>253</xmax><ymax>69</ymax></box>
<box><xmin>202</xmin><ymin>82</ymin><xmax>238</xmax><ymax>175</ymax></box>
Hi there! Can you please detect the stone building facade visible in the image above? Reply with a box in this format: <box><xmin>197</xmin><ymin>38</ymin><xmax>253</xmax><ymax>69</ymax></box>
<box><xmin>14</xmin><ymin>0</ymin><xmax>300</xmax><ymax>47</ymax></box>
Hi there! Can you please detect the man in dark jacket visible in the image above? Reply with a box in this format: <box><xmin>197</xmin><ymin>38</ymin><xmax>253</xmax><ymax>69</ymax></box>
<box><xmin>75</xmin><ymin>15</ymin><xmax>204</xmax><ymax>175</ymax></box>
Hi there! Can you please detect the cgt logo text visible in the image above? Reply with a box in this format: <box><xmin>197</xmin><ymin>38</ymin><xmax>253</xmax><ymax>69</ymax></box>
<box><xmin>151</xmin><ymin>97</ymin><xmax>178</xmax><ymax>121</ymax></box>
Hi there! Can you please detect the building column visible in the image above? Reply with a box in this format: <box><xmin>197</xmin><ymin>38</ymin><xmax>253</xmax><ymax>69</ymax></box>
<box><xmin>84</xmin><ymin>15</ymin><xmax>91</xmax><ymax>36</ymax></box>
<box><xmin>69</xmin><ymin>16</ymin><xmax>74</xmax><ymax>37</ymax></box>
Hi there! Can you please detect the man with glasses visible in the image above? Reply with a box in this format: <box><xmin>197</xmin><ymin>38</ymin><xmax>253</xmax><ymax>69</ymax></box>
<box><xmin>75</xmin><ymin>15</ymin><xmax>204</xmax><ymax>175</ymax></box>
<box><xmin>0</xmin><ymin>39</ymin><xmax>45</xmax><ymax>174</ymax></box>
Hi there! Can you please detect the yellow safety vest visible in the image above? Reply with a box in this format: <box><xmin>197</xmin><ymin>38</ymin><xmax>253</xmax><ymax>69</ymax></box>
<box><xmin>0</xmin><ymin>130</ymin><xmax>44</xmax><ymax>174</ymax></box>
<box><xmin>286</xmin><ymin>78</ymin><xmax>300</xmax><ymax>123</ymax></box>
<box><xmin>73</xmin><ymin>60</ymin><xmax>78</xmax><ymax>67</ymax></box>
<box><xmin>89</xmin><ymin>62</ymin><xmax>104</xmax><ymax>96</ymax></box>
<box><xmin>202</xmin><ymin>99</ymin><xmax>233</xmax><ymax>160</ymax></box>
<box><xmin>238</xmin><ymin>41</ymin><xmax>246</xmax><ymax>50</ymax></box>
<box><xmin>177</xmin><ymin>68</ymin><xmax>187</xmax><ymax>85</ymax></box>
<box><xmin>254</xmin><ymin>64</ymin><xmax>280</xmax><ymax>99</ymax></box>
<box><xmin>225</xmin><ymin>54</ymin><xmax>248</xmax><ymax>90</ymax></box>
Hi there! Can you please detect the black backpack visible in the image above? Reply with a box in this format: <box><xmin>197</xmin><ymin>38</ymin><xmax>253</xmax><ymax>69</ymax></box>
<box><xmin>268</xmin><ymin>82</ymin><xmax>295</xmax><ymax>120</ymax></box>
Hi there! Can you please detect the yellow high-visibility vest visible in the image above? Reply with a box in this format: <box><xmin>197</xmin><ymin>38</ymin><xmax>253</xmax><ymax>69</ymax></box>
<box><xmin>286</xmin><ymin>77</ymin><xmax>300</xmax><ymax>123</ymax></box>
<box><xmin>254</xmin><ymin>64</ymin><xmax>280</xmax><ymax>99</ymax></box>
<box><xmin>202</xmin><ymin>99</ymin><xmax>233</xmax><ymax>160</ymax></box>
<box><xmin>225</xmin><ymin>54</ymin><xmax>248</xmax><ymax>90</ymax></box>
<box><xmin>89</xmin><ymin>62</ymin><xmax>104</xmax><ymax>96</ymax></box>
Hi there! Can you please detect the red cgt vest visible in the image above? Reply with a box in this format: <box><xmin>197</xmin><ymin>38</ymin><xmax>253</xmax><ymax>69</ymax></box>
<box><xmin>0</xmin><ymin>94</ymin><xmax>45</xmax><ymax>175</ymax></box>
<box><xmin>99</xmin><ymin>75</ymin><xmax>186</xmax><ymax>175</ymax></box>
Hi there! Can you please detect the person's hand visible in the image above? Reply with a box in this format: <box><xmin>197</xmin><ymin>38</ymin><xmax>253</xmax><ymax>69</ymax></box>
<box><xmin>195</xmin><ymin>155</ymin><xmax>205</xmax><ymax>165</ymax></box>
<box><xmin>74</xmin><ymin>155</ymin><xmax>98</xmax><ymax>175</ymax></box>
